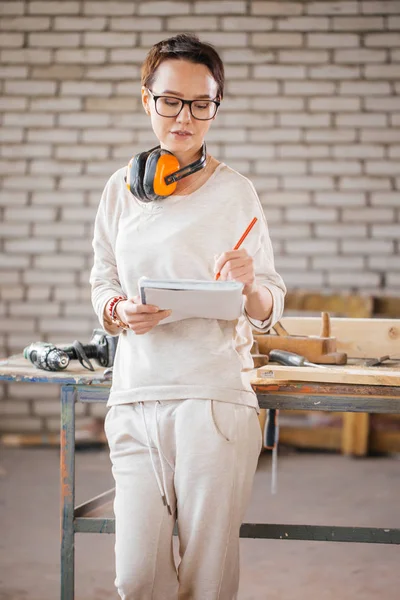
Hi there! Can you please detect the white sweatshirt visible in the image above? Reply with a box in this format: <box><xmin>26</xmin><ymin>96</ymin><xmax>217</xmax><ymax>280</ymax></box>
<box><xmin>90</xmin><ymin>162</ymin><xmax>286</xmax><ymax>410</ymax></box>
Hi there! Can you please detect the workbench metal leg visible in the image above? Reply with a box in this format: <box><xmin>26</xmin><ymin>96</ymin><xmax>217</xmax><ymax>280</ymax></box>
<box><xmin>60</xmin><ymin>385</ymin><xmax>76</xmax><ymax>600</ymax></box>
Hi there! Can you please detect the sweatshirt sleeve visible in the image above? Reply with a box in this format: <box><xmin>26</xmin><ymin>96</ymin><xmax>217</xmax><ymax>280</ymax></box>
<box><xmin>243</xmin><ymin>180</ymin><xmax>286</xmax><ymax>333</ymax></box>
<box><xmin>89</xmin><ymin>172</ymin><xmax>126</xmax><ymax>336</ymax></box>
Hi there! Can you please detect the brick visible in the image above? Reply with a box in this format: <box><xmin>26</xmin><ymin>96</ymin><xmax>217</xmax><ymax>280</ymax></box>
<box><xmin>29</xmin><ymin>2</ymin><xmax>80</xmax><ymax>14</ymax></box>
<box><xmin>282</xmin><ymin>176</ymin><xmax>334</xmax><ymax>190</ymax></box>
<box><xmin>285</xmin><ymin>240</ymin><xmax>338</xmax><ymax>254</ymax></box>
<box><xmin>167</xmin><ymin>16</ymin><xmax>219</xmax><ymax>30</ymax></box>
<box><xmin>55</xmin><ymin>48</ymin><xmax>106</xmax><ymax>64</ymax></box>
<box><xmin>0</xmin><ymin>401</ymin><xmax>30</xmax><ymax>417</ymax></box>
<box><xmin>0</xmin><ymin>159</ymin><xmax>26</xmax><ymax>175</ymax></box>
<box><xmin>254</xmin><ymin>65</ymin><xmax>306</xmax><ymax>79</ymax></box>
<box><xmin>365</xmin><ymin>161</ymin><xmax>400</xmax><ymax>175</ymax></box>
<box><xmin>0</xmin><ymin>191</ymin><xmax>28</xmax><ymax>206</ymax></box>
<box><xmin>277</xmin><ymin>16</ymin><xmax>329</xmax><ymax>30</ymax></box>
<box><xmin>31</xmin><ymin>191</ymin><xmax>85</xmax><ymax>205</ymax></box>
<box><xmin>82</xmin><ymin>129</ymin><xmax>134</xmax><ymax>144</ymax></box>
<box><xmin>1</xmin><ymin>49</ymin><xmax>52</xmax><ymax>63</ymax></box>
<box><xmin>365</xmin><ymin>97</ymin><xmax>400</xmax><ymax>111</ymax></box>
<box><xmin>284</xmin><ymin>81</ymin><xmax>335</xmax><ymax>95</ymax></box>
<box><xmin>339</xmin><ymin>81</ymin><xmax>390</xmax><ymax>95</ymax></box>
<box><xmin>0</xmin><ymin>417</ymin><xmax>43</xmax><ymax>432</ymax></box>
<box><xmin>28</xmin><ymin>33</ymin><xmax>80</xmax><ymax>47</ymax></box>
<box><xmin>59</xmin><ymin>176</ymin><xmax>106</xmax><ymax>191</ymax></box>
<box><xmin>219</xmin><ymin>113</ymin><xmax>274</xmax><ymax>127</ymax></box>
<box><xmin>332</xmin><ymin>16</ymin><xmax>384</xmax><ymax>29</ymax></box>
<box><xmin>0</xmin><ymin>65</ymin><xmax>27</xmax><ymax>79</ymax></box>
<box><xmin>389</xmin><ymin>147</ymin><xmax>400</xmax><ymax>159</ymax></box>
<box><xmin>86</xmin><ymin>65</ymin><xmax>140</xmax><ymax>80</ymax></box>
<box><xmin>5</xmin><ymin>207</ymin><xmax>56</xmax><ymax>221</ymax></box>
<box><xmin>269</xmin><ymin>225</ymin><xmax>311</xmax><ymax>239</ymax></box>
<box><xmin>0</xmin><ymin>2</ymin><xmax>24</xmax><ymax>15</ymax></box>
<box><xmin>365</xmin><ymin>64</ymin><xmax>399</xmax><ymax>79</ymax></box>
<box><xmin>33</xmin><ymin>222</ymin><xmax>85</xmax><ymax>236</ymax></box>
<box><xmin>310</xmin><ymin>65</ymin><xmax>360</xmax><ymax>79</ymax></box>
<box><xmin>194</xmin><ymin>1</ymin><xmax>245</xmax><ymax>14</ymax></box>
<box><xmin>1</xmin><ymin>16</ymin><xmax>51</xmax><ymax>30</ymax></box>
<box><xmin>85</xmin><ymin>97</ymin><xmax>139</xmax><ymax>112</ymax></box>
<box><xmin>371</xmin><ymin>225</ymin><xmax>400</xmax><ymax>239</ymax></box>
<box><xmin>328</xmin><ymin>272</ymin><xmax>380</xmax><ymax>287</ymax></box>
<box><xmin>387</xmin><ymin>274</ymin><xmax>400</xmax><ymax>288</ymax></box>
<box><xmin>340</xmin><ymin>177</ymin><xmax>391</xmax><ymax>190</ymax></box>
<box><xmin>0</xmin><ymin>271</ymin><xmax>20</xmax><ymax>285</ymax></box>
<box><xmin>260</xmin><ymin>192</ymin><xmax>310</xmax><ymax>206</ymax></box>
<box><xmin>306</xmin><ymin>129</ymin><xmax>356</xmax><ymax>142</ymax></box>
<box><xmin>307</xmin><ymin>2</ymin><xmax>359</xmax><ymax>15</ymax></box>
<box><xmin>388</xmin><ymin>16</ymin><xmax>400</xmax><ymax>29</ymax></box>
<box><xmin>38</xmin><ymin>318</ymin><xmax>91</xmax><ymax>332</ymax></box>
<box><xmin>369</xmin><ymin>256</ymin><xmax>400</xmax><ymax>270</ymax></box>
<box><xmin>59</xmin><ymin>113</ymin><xmax>110</xmax><ymax>127</ymax></box>
<box><xmin>278</xmin><ymin>145</ymin><xmax>330</xmax><ymax>158</ymax></box>
<box><xmin>54</xmin><ymin>17</ymin><xmax>106</xmax><ymax>30</ymax></box>
<box><xmin>309</xmin><ymin>97</ymin><xmax>360</xmax><ymax>111</ymax></box>
<box><xmin>0</xmin><ymin>33</ymin><xmax>24</xmax><ymax>47</ymax></box>
<box><xmin>201</xmin><ymin>32</ymin><xmax>248</xmax><ymax>46</ymax></box>
<box><xmin>27</xmin><ymin>130</ymin><xmax>78</xmax><ymax>143</ymax></box>
<box><xmin>315</xmin><ymin>192</ymin><xmax>366</xmax><ymax>206</ymax></box>
<box><xmin>7</xmin><ymin>383</ymin><xmax>59</xmax><ymax>400</ymax></box>
<box><xmin>332</xmin><ymin>145</ymin><xmax>384</xmax><ymax>158</ymax></box>
<box><xmin>3</xmin><ymin>175</ymin><xmax>55</xmax><ymax>189</ymax></box>
<box><xmin>5</xmin><ymin>80</ymin><xmax>56</xmax><ymax>95</ymax></box>
<box><xmin>226</xmin><ymin>80</ymin><xmax>278</xmax><ymax>95</ymax></box>
<box><xmin>286</xmin><ymin>207</ymin><xmax>337</xmax><ymax>222</ymax></box>
<box><xmin>334</xmin><ymin>48</ymin><xmax>386</xmax><ymax>63</ymax></box>
<box><xmin>275</xmin><ymin>257</ymin><xmax>308</xmax><ymax>269</ymax></box>
<box><xmin>0</xmin><ymin>96</ymin><xmax>27</xmax><ymax>110</ymax></box>
<box><xmin>311</xmin><ymin>161</ymin><xmax>362</xmax><ymax>175</ymax></box>
<box><xmin>0</xmin><ymin>254</ymin><xmax>29</xmax><ymax>268</ymax></box>
<box><xmin>250</xmin><ymin>129</ymin><xmax>301</xmax><ymax>142</ymax></box>
<box><xmin>84</xmin><ymin>32</ymin><xmax>137</xmax><ymax>47</ymax></box>
<box><xmin>252</xmin><ymin>2</ymin><xmax>302</xmax><ymax>15</ymax></box>
<box><xmin>30</xmin><ymin>160</ymin><xmax>81</xmax><ymax>175</ymax></box>
<box><xmin>343</xmin><ymin>208</ymin><xmax>394</xmax><ymax>222</ymax></box>
<box><xmin>221</xmin><ymin>16</ymin><xmax>272</xmax><ymax>31</ymax></box>
<box><xmin>361</xmin><ymin>1</ymin><xmax>400</xmax><ymax>14</ymax></box>
<box><xmin>337</xmin><ymin>114</ymin><xmax>387</xmax><ymax>127</ymax></box>
<box><xmin>313</xmin><ymin>256</ymin><xmax>365</xmax><ymax>270</ymax></box>
<box><xmin>206</xmin><ymin>129</ymin><xmax>246</xmax><ymax>143</ymax></box>
<box><xmin>281</xmin><ymin>271</ymin><xmax>325</xmax><ymax>287</ymax></box>
<box><xmin>84</xmin><ymin>1</ymin><xmax>135</xmax><ymax>15</ymax></box>
<box><xmin>307</xmin><ymin>33</ymin><xmax>359</xmax><ymax>47</ymax></box>
<box><xmin>252</xmin><ymin>97</ymin><xmax>304</xmax><ymax>111</ymax></box>
<box><xmin>110</xmin><ymin>48</ymin><xmax>148</xmax><ymax>63</ymax></box>
<box><xmin>361</xmin><ymin>129</ymin><xmax>400</xmax><ymax>143</ymax></box>
<box><xmin>252</xmin><ymin>33</ymin><xmax>302</xmax><ymax>47</ymax></box>
<box><xmin>342</xmin><ymin>239</ymin><xmax>393</xmax><ymax>254</ymax></box>
<box><xmin>221</xmin><ymin>49</ymin><xmax>274</xmax><ymax>64</ymax></box>
<box><xmin>365</xmin><ymin>34</ymin><xmax>400</xmax><ymax>47</ymax></box>
<box><xmin>32</xmin><ymin>65</ymin><xmax>84</xmax><ymax>79</ymax></box>
<box><xmin>224</xmin><ymin>65</ymin><xmax>249</xmax><ymax>78</ymax></box>
<box><xmin>24</xmin><ymin>270</ymin><xmax>75</xmax><ymax>285</ymax></box>
<box><xmin>255</xmin><ymin>161</ymin><xmax>306</xmax><ymax>175</ymax></box>
<box><xmin>27</xmin><ymin>285</ymin><xmax>52</xmax><ymax>300</ymax></box>
<box><xmin>278</xmin><ymin>50</ymin><xmax>329</xmax><ymax>63</ymax></box>
<box><xmin>280</xmin><ymin>113</ymin><xmax>330</xmax><ymax>127</ymax></box>
<box><xmin>316</xmin><ymin>224</ymin><xmax>367</xmax><ymax>238</ymax></box>
<box><xmin>62</xmin><ymin>207</ymin><xmax>97</xmax><ymax>221</ymax></box>
<box><xmin>10</xmin><ymin>302</ymin><xmax>59</xmax><ymax>317</ymax></box>
<box><xmin>61</xmin><ymin>81</ymin><xmax>112</xmax><ymax>96</ymax></box>
<box><xmin>34</xmin><ymin>255</ymin><xmax>85</xmax><ymax>269</ymax></box>
<box><xmin>30</xmin><ymin>98</ymin><xmax>81</xmax><ymax>112</ymax></box>
<box><xmin>5</xmin><ymin>239</ymin><xmax>56</xmax><ymax>253</ymax></box>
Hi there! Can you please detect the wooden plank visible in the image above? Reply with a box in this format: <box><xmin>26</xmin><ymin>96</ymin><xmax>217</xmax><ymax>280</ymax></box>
<box><xmin>284</xmin><ymin>292</ymin><xmax>373</xmax><ymax>318</ymax></box>
<box><xmin>277</xmin><ymin>318</ymin><xmax>400</xmax><ymax>359</ymax></box>
<box><xmin>370</xmin><ymin>430</ymin><xmax>400</xmax><ymax>454</ymax></box>
<box><xmin>279</xmin><ymin>425</ymin><xmax>341</xmax><ymax>451</ymax></box>
<box><xmin>342</xmin><ymin>413</ymin><xmax>370</xmax><ymax>456</ymax></box>
<box><xmin>257</xmin><ymin>364</ymin><xmax>400</xmax><ymax>386</ymax></box>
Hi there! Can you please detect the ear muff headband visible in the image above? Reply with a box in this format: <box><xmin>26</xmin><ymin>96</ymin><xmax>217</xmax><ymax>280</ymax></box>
<box><xmin>126</xmin><ymin>142</ymin><xmax>207</xmax><ymax>203</ymax></box>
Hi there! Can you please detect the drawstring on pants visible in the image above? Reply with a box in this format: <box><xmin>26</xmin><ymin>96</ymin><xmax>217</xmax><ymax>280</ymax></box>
<box><xmin>140</xmin><ymin>402</ymin><xmax>173</xmax><ymax>515</ymax></box>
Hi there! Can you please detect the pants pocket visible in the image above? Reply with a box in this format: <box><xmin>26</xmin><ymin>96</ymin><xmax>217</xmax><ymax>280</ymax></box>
<box><xmin>208</xmin><ymin>400</ymin><xmax>236</xmax><ymax>444</ymax></box>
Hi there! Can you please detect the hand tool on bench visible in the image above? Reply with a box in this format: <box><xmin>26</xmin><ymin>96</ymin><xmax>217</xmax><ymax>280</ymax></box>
<box><xmin>269</xmin><ymin>349</ymin><xmax>327</xmax><ymax>369</ymax></box>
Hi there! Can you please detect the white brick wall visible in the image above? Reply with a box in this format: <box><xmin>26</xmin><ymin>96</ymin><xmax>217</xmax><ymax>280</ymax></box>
<box><xmin>0</xmin><ymin>0</ymin><xmax>399</xmax><ymax>433</ymax></box>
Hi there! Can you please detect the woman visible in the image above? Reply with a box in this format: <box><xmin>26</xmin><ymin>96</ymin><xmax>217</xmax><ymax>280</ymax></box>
<box><xmin>90</xmin><ymin>33</ymin><xmax>286</xmax><ymax>600</ymax></box>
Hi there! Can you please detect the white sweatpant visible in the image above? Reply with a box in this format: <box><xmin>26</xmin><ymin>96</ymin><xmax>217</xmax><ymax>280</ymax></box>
<box><xmin>105</xmin><ymin>398</ymin><xmax>262</xmax><ymax>600</ymax></box>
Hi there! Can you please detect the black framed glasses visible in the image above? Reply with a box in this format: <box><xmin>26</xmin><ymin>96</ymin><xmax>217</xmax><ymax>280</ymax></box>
<box><xmin>147</xmin><ymin>89</ymin><xmax>220</xmax><ymax>121</ymax></box>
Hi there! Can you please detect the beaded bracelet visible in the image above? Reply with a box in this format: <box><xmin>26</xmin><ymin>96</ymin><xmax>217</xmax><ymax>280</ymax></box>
<box><xmin>108</xmin><ymin>296</ymin><xmax>129</xmax><ymax>330</ymax></box>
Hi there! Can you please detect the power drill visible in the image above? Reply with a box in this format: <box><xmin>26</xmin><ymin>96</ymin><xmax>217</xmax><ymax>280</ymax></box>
<box><xmin>24</xmin><ymin>329</ymin><xmax>118</xmax><ymax>372</ymax></box>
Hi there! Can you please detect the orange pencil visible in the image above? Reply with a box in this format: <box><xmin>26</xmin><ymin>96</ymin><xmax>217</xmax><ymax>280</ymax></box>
<box><xmin>215</xmin><ymin>217</ymin><xmax>258</xmax><ymax>281</ymax></box>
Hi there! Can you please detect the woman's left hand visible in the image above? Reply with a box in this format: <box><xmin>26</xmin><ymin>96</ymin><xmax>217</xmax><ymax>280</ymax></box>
<box><xmin>214</xmin><ymin>249</ymin><xmax>257</xmax><ymax>296</ymax></box>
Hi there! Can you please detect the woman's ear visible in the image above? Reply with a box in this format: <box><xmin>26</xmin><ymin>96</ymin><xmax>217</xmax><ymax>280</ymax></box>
<box><xmin>141</xmin><ymin>87</ymin><xmax>151</xmax><ymax>115</ymax></box>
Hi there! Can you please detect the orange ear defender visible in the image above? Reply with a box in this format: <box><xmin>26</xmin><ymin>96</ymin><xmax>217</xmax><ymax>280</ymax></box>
<box><xmin>126</xmin><ymin>143</ymin><xmax>207</xmax><ymax>203</ymax></box>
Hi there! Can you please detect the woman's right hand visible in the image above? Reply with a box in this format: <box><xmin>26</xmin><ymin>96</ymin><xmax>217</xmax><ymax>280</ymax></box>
<box><xmin>116</xmin><ymin>297</ymin><xmax>171</xmax><ymax>335</ymax></box>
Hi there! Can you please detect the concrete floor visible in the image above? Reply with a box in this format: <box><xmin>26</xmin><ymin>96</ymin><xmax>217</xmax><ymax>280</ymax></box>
<box><xmin>0</xmin><ymin>445</ymin><xmax>399</xmax><ymax>600</ymax></box>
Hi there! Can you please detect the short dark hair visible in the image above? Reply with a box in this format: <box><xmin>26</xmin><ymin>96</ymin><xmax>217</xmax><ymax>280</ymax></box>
<box><xmin>141</xmin><ymin>33</ymin><xmax>225</xmax><ymax>100</ymax></box>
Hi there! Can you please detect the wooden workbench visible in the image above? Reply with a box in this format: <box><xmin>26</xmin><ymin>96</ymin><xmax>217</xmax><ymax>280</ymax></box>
<box><xmin>1</xmin><ymin>354</ymin><xmax>400</xmax><ymax>600</ymax></box>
